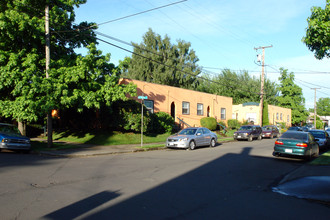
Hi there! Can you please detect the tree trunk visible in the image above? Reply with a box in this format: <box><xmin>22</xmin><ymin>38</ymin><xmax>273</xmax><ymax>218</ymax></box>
<box><xmin>18</xmin><ymin>121</ymin><xmax>26</xmax><ymax>136</ymax></box>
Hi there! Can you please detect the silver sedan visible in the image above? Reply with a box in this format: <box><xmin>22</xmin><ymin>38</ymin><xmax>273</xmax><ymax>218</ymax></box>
<box><xmin>166</xmin><ymin>127</ymin><xmax>217</xmax><ymax>150</ymax></box>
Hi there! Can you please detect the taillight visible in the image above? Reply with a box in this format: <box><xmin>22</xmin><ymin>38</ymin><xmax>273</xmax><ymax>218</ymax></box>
<box><xmin>296</xmin><ymin>143</ymin><xmax>308</xmax><ymax>147</ymax></box>
<box><xmin>275</xmin><ymin>141</ymin><xmax>283</xmax><ymax>145</ymax></box>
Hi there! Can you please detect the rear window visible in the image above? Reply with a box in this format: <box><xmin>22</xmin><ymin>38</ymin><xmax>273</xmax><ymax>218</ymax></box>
<box><xmin>309</xmin><ymin>131</ymin><xmax>325</xmax><ymax>138</ymax></box>
<box><xmin>281</xmin><ymin>132</ymin><xmax>307</xmax><ymax>140</ymax></box>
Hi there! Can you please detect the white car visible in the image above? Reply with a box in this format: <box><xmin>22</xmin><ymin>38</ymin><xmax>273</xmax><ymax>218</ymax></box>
<box><xmin>166</xmin><ymin>127</ymin><xmax>217</xmax><ymax>150</ymax></box>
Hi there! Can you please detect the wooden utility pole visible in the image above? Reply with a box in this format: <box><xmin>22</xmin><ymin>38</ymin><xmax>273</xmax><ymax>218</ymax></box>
<box><xmin>254</xmin><ymin>45</ymin><xmax>272</xmax><ymax>126</ymax></box>
<box><xmin>45</xmin><ymin>4</ymin><xmax>52</xmax><ymax>147</ymax></box>
<box><xmin>311</xmin><ymin>88</ymin><xmax>320</xmax><ymax>129</ymax></box>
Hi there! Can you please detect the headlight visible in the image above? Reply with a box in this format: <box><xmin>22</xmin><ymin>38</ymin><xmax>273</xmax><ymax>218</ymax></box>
<box><xmin>243</xmin><ymin>133</ymin><xmax>248</xmax><ymax>136</ymax></box>
<box><xmin>1</xmin><ymin>138</ymin><xmax>9</xmax><ymax>143</ymax></box>
<box><xmin>179</xmin><ymin>138</ymin><xmax>188</xmax><ymax>141</ymax></box>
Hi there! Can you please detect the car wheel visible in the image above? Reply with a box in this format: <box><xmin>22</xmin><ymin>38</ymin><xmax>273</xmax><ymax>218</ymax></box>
<box><xmin>257</xmin><ymin>135</ymin><xmax>262</xmax><ymax>140</ymax></box>
<box><xmin>210</xmin><ymin>138</ymin><xmax>216</xmax><ymax>147</ymax></box>
<box><xmin>189</xmin><ymin>140</ymin><xmax>196</xmax><ymax>150</ymax></box>
<box><xmin>248</xmin><ymin>135</ymin><xmax>253</xmax><ymax>142</ymax></box>
<box><xmin>270</xmin><ymin>134</ymin><xmax>273</xmax><ymax>139</ymax></box>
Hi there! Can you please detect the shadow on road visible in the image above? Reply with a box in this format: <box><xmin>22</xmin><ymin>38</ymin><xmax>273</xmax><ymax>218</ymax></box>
<box><xmin>41</xmin><ymin>147</ymin><xmax>329</xmax><ymax>219</ymax></box>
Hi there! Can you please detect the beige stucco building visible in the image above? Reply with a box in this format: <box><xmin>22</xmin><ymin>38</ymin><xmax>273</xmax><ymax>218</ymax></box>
<box><xmin>232</xmin><ymin>102</ymin><xmax>291</xmax><ymax>126</ymax></box>
<box><xmin>119</xmin><ymin>78</ymin><xmax>233</xmax><ymax>128</ymax></box>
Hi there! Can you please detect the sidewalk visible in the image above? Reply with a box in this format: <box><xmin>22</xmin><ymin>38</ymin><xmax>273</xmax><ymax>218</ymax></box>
<box><xmin>34</xmin><ymin>140</ymin><xmax>165</xmax><ymax>157</ymax></box>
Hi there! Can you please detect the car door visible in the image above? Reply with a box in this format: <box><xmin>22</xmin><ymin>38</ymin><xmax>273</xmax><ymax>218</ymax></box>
<box><xmin>195</xmin><ymin>128</ymin><xmax>205</xmax><ymax>146</ymax></box>
<box><xmin>202</xmin><ymin>128</ymin><xmax>211</xmax><ymax>145</ymax></box>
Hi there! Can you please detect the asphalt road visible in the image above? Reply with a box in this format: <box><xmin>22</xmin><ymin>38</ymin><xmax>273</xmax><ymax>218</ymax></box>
<box><xmin>0</xmin><ymin>139</ymin><xmax>329</xmax><ymax>219</ymax></box>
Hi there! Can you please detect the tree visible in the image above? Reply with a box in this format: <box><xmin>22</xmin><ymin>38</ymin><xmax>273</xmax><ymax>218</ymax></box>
<box><xmin>197</xmin><ymin>69</ymin><xmax>278</xmax><ymax>105</ymax></box>
<box><xmin>125</xmin><ymin>28</ymin><xmax>201</xmax><ymax>89</ymax></box>
<box><xmin>262</xmin><ymin>101</ymin><xmax>269</xmax><ymax>126</ymax></box>
<box><xmin>303</xmin><ymin>0</ymin><xmax>330</xmax><ymax>59</ymax></box>
<box><xmin>316</xmin><ymin>97</ymin><xmax>330</xmax><ymax>116</ymax></box>
<box><xmin>0</xmin><ymin>1</ymin><xmax>136</xmax><ymax>137</ymax></box>
<box><xmin>276</xmin><ymin>68</ymin><xmax>308</xmax><ymax>125</ymax></box>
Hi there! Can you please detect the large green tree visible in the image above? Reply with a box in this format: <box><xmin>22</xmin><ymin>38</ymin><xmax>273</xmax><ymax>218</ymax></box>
<box><xmin>316</xmin><ymin>97</ymin><xmax>330</xmax><ymax>116</ymax></box>
<box><xmin>197</xmin><ymin>69</ymin><xmax>278</xmax><ymax>105</ymax></box>
<box><xmin>276</xmin><ymin>68</ymin><xmax>308</xmax><ymax>125</ymax></box>
<box><xmin>303</xmin><ymin>0</ymin><xmax>330</xmax><ymax>59</ymax></box>
<box><xmin>0</xmin><ymin>1</ymin><xmax>136</xmax><ymax>133</ymax></box>
<box><xmin>124</xmin><ymin>28</ymin><xmax>201</xmax><ymax>89</ymax></box>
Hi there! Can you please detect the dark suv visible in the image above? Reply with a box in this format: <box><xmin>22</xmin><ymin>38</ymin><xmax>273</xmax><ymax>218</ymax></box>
<box><xmin>233</xmin><ymin>125</ymin><xmax>262</xmax><ymax>141</ymax></box>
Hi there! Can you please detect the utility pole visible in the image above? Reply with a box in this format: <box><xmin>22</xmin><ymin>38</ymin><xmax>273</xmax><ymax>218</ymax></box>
<box><xmin>311</xmin><ymin>88</ymin><xmax>320</xmax><ymax>129</ymax></box>
<box><xmin>45</xmin><ymin>4</ymin><xmax>52</xmax><ymax>147</ymax></box>
<box><xmin>254</xmin><ymin>45</ymin><xmax>272</xmax><ymax>126</ymax></box>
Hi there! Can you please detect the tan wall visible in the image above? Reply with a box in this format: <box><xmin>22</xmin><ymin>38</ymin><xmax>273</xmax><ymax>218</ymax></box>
<box><xmin>268</xmin><ymin>104</ymin><xmax>292</xmax><ymax>127</ymax></box>
<box><xmin>119</xmin><ymin>78</ymin><xmax>233</xmax><ymax>128</ymax></box>
<box><xmin>232</xmin><ymin>103</ymin><xmax>291</xmax><ymax>126</ymax></box>
<box><xmin>232</xmin><ymin>104</ymin><xmax>261</xmax><ymax>125</ymax></box>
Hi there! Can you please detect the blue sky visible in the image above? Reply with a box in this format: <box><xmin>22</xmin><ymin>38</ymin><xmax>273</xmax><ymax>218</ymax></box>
<box><xmin>74</xmin><ymin>0</ymin><xmax>330</xmax><ymax>109</ymax></box>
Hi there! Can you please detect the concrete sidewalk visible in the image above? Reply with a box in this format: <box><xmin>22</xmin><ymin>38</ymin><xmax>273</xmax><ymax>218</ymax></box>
<box><xmin>35</xmin><ymin>140</ymin><xmax>165</xmax><ymax>157</ymax></box>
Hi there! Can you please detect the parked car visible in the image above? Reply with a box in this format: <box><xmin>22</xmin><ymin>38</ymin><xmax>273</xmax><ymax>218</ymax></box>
<box><xmin>308</xmin><ymin>129</ymin><xmax>330</xmax><ymax>151</ymax></box>
<box><xmin>326</xmin><ymin>128</ymin><xmax>330</xmax><ymax>136</ymax></box>
<box><xmin>273</xmin><ymin>131</ymin><xmax>319</xmax><ymax>160</ymax></box>
<box><xmin>262</xmin><ymin>125</ymin><xmax>280</xmax><ymax>139</ymax></box>
<box><xmin>288</xmin><ymin>126</ymin><xmax>302</xmax><ymax>131</ymax></box>
<box><xmin>233</xmin><ymin>125</ymin><xmax>262</xmax><ymax>141</ymax></box>
<box><xmin>166</xmin><ymin>127</ymin><xmax>217</xmax><ymax>150</ymax></box>
<box><xmin>0</xmin><ymin>123</ymin><xmax>31</xmax><ymax>153</ymax></box>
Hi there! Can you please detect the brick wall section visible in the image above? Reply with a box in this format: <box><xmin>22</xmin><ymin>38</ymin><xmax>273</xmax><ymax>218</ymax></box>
<box><xmin>119</xmin><ymin>78</ymin><xmax>233</xmax><ymax>128</ymax></box>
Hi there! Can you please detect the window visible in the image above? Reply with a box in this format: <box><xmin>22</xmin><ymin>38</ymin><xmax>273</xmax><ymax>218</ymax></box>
<box><xmin>221</xmin><ymin>108</ymin><xmax>226</xmax><ymax>120</ymax></box>
<box><xmin>276</xmin><ymin>113</ymin><xmax>279</xmax><ymax>120</ymax></box>
<box><xmin>287</xmin><ymin>115</ymin><xmax>290</xmax><ymax>123</ymax></box>
<box><xmin>144</xmin><ymin>100</ymin><xmax>154</xmax><ymax>113</ymax></box>
<box><xmin>182</xmin><ymin>102</ymin><xmax>190</xmax><ymax>115</ymax></box>
<box><xmin>280</xmin><ymin>113</ymin><xmax>283</xmax><ymax>120</ymax></box>
<box><xmin>197</xmin><ymin>103</ymin><xmax>203</xmax><ymax>116</ymax></box>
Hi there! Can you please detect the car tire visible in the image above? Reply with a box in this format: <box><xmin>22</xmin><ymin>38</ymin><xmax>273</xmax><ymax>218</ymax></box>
<box><xmin>210</xmin><ymin>138</ymin><xmax>216</xmax><ymax>147</ymax></box>
<box><xmin>257</xmin><ymin>135</ymin><xmax>262</xmax><ymax>140</ymax></box>
<box><xmin>248</xmin><ymin>135</ymin><xmax>253</xmax><ymax>142</ymax></box>
<box><xmin>270</xmin><ymin>134</ymin><xmax>273</xmax><ymax>139</ymax></box>
<box><xmin>189</xmin><ymin>140</ymin><xmax>196</xmax><ymax>150</ymax></box>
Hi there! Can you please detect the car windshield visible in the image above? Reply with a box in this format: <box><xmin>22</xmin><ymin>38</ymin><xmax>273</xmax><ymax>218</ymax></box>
<box><xmin>179</xmin><ymin>128</ymin><xmax>197</xmax><ymax>135</ymax></box>
<box><xmin>309</xmin><ymin>131</ymin><xmax>325</xmax><ymax>138</ymax></box>
<box><xmin>0</xmin><ymin>124</ymin><xmax>22</xmax><ymax>135</ymax></box>
<box><xmin>281</xmin><ymin>132</ymin><xmax>307</xmax><ymax>140</ymax></box>
<box><xmin>239</xmin><ymin>126</ymin><xmax>252</xmax><ymax>131</ymax></box>
<box><xmin>262</xmin><ymin>126</ymin><xmax>272</xmax><ymax>131</ymax></box>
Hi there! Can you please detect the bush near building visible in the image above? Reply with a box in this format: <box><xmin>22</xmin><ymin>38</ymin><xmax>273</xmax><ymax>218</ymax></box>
<box><xmin>200</xmin><ymin>117</ymin><xmax>217</xmax><ymax>131</ymax></box>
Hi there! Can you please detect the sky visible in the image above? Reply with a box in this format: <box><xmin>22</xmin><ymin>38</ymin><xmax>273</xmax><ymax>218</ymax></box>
<box><xmin>74</xmin><ymin>0</ymin><xmax>330</xmax><ymax>110</ymax></box>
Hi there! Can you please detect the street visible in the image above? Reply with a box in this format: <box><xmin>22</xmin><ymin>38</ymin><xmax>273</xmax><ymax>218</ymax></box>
<box><xmin>0</xmin><ymin>139</ymin><xmax>329</xmax><ymax>219</ymax></box>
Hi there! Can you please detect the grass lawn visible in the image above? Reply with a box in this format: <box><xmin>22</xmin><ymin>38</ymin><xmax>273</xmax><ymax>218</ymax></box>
<box><xmin>310</xmin><ymin>150</ymin><xmax>330</xmax><ymax>165</ymax></box>
<box><xmin>32</xmin><ymin>130</ymin><xmax>235</xmax><ymax>151</ymax></box>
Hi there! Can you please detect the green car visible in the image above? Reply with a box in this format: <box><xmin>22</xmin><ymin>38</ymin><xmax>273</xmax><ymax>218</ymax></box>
<box><xmin>273</xmin><ymin>131</ymin><xmax>319</xmax><ymax>160</ymax></box>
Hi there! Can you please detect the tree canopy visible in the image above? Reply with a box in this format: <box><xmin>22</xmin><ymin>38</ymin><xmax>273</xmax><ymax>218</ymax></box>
<box><xmin>303</xmin><ymin>0</ymin><xmax>330</xmax><ymax>59</ymax></box>
<box><xmin>196</xmin><ymin>69</ymin><xmax>278</xmax><ymax>105</ymax></box>
<box><xmin>316</xmin><ymin>97</ymin><xmax>330</xmax><ymax>116</ymax></box>
<box><xmin>276</xmin><ymin>68</ymin><xmax>308</xmax><ymax>125</ymax></box>
<box><xmin>0</xmin><ymin>0</ymin><xmax>136</xmax><ymax>123</ymax></box>
<box><xmin>124</xmin><ymin>28</ymin><xmax>201</xmax><ymax>89</ymax></box>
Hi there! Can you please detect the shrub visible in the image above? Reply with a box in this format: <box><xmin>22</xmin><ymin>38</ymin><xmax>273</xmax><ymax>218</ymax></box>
<box><xmin>155</xmin><ymin>112</ymin><xmax>174</xmax><ymax>133</ymax></box>
<box><xmin>200</xmin><ymin>117</ymin><xmax>217</xmax><ymax>130</ymax></box>
<box><xmin>227</xmin><ymin>119</ymin><xmax>241</xmax><ymax>130</ymax></box>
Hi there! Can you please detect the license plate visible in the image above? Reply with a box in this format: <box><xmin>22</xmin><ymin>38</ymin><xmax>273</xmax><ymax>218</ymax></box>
<box><xmin>237</xmin><ymin>136</ymin><xmax>241</xmax><ymax>138</ymax></box>
<box><xmin>285</xmin><ymin>149</ymin><xmax>293</xmax><ymax>153</ymax></box>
